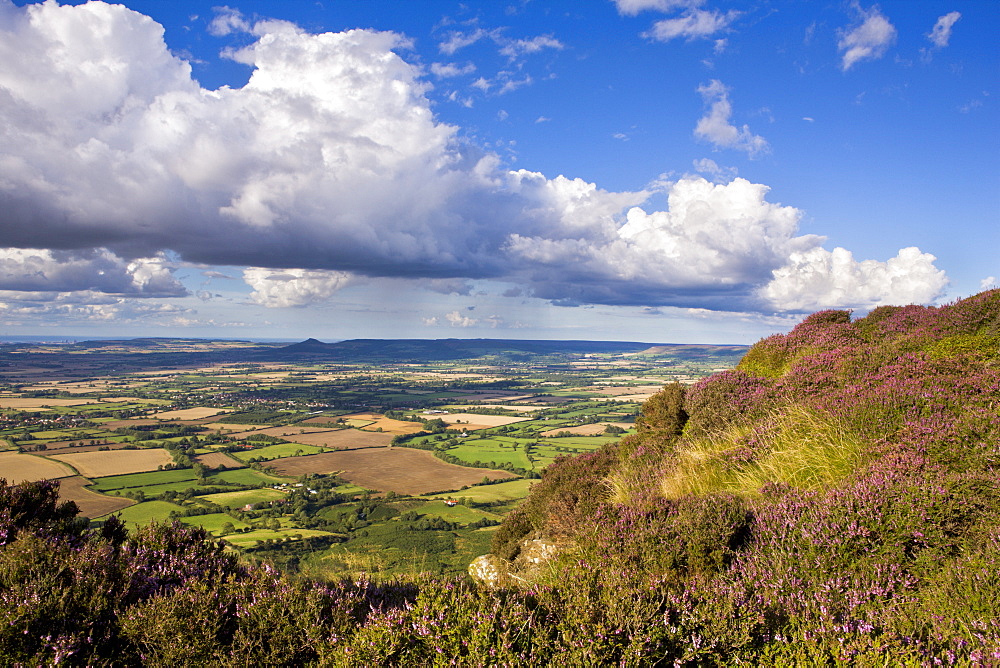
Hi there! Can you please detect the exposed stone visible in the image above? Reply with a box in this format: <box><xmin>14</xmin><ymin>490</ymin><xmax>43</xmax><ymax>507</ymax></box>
<box><xmin>468</xmin><ymin>553</ymin><xmax>510</xmax><ymax>589</ymax></box>
<box><xmin>469</xmin><ymin>535</ymin><xmax>563</xmax><ymax>589</ymax></box>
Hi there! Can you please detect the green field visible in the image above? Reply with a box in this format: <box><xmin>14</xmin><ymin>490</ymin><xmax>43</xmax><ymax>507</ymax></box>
<box><xmin>211</xmin><ymin>468</ymin><xmax>291</xmax><ymax>486</ymax></box>
<box><xmin>89</xmin><ymin>469</ymin><xmax>199</xmax><ymax>492</ymax></box>
<box><xmin>177</xmin><ymin>512</ymin><xmax>252</xmax><ymax>534</ymax></box>
<box><xmin>223</xmin><ymin>528</ymin><xmax>338</xmax><ymax>548</ymax></box>
<box><xmin>27</xmin><ymin>430</ymin><xmax>75</xmax><ymax>440</ymax></box>
<box><xmin>230</xmin><ymin>443</ymin><xmax>326</xmax><ymax>462</ymax></box>
<box><xmin>444</xmin><ymin>439</ymin><xmax>533</xmax><ymax>468</ymax></box>
<box><xmin>197</xmin><ymin>488</ymin><xmax>288</xmax><ymax>509</ymax></box>
<box><xmin>422</xmin><ymin>478</ymin><xmax>538</xmax><ymax>503</ymax></box>
<box><xmin>539</xmin><ymin>436</ymin><xmax>617</xmax><ymax>448</ymax></box>
<box><xmin>88</xmin><ymin>467</ymin><xmax>291</xmax><ymax>496</ymax></box>
<box><xmin>332</xmin><ymin>482</ymin><xmax>370</xmax><ymax>495</ymax></box>
<box><xmin>114</xmin><ymin>500</ymin><xmax>185</xmax><ymax>527</ymax></box>
<box><xmin>414</xmin><ymin>500</ymin><xmax>500</xmax><ymax>523</ymax></box>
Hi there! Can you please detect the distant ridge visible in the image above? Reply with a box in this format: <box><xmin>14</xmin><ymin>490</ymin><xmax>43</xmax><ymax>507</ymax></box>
<box><xmin>279</xmin><ymin>338</ymin><xmax>332</xmax><ymax>354</ymax></box>
<box><xmin>275</xmin><ymin>338</ymin><xmax>748</xmax><ymax>362</ymax></box>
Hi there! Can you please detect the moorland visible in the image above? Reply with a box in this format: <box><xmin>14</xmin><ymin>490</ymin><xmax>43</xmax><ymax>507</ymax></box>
<box><xmin>1</xmin><ymin>290</ymin><xmax>997</xmax><ymax>665</ymax></box>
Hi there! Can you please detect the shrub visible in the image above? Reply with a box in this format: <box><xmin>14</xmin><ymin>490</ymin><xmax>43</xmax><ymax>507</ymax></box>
<box><xmin>683</xmin><ymin>370</ymin><xmax>778</xmax><ymax>438</ymax></box>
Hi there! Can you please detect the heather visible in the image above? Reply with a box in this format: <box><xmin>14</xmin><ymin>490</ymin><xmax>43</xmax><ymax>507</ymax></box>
<box><xmin>1</xmin><ymin>291</ymin><xmax>998</xmax><ymax>665</ymax></box>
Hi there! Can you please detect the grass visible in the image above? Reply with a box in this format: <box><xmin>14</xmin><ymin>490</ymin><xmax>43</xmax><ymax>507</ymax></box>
<box><xmin>421</xmin><ymin>478</ymin><xmax>537</xmax><ymax>503</ymax></box>
<box><xmin>229</xmin><ymin>443</ymin><xmax>326</xmax><ymax>462</ymax></box>
<box><xmin>211</xmin><ymin>468</ymin><xmax>292</xmax><ymax>486</ymax></box>
<box><xmin>332</xmin><ymin>482</ymin><xmax>370</xmax><ymax>496</ymax></box>
<box><xmin>27</xmin><ymin>430</ymin><xmax>74</xmax><ymax>440</ymax></box>
<box><xmin>177</xmin><ymin>513</ymin><xmax>252</xmax><ymax>534</ymax></box>
<box><xmin>445</xmin><ymin>439</ymin><xmax>533</xmax><ymax>468</ymax></box>
<box><xmin>114</xmin><ymin>500</ymin><xmax>186</xmax><ymax>527</ymax></box>
<box><xmin>89</xmin><ymin>469</ymin><xmax>198</xmax><ymax>492</ymax></box>
<box><xmin>412</xmin><ymin>500</ymin><xmax>500</xmax><ymax>523</ymax></box>
<box><xmin>196</xmin><ymin>488</ymin><xmax>288</xmax><ymax>509</ymax></box>
<box><xmin>223</xmin><ymin>528</ymin><xmax>337</xmax><ymax>548</ymax></box>
<box><xmin>541</xmin><ymin>435</ymin><xmax>620</xmax><ymax>448</ymax></box>
<box><xmin>656</xmin><ymin>405</ymin><xmax>868</xmax><ymax>500</ymax></box>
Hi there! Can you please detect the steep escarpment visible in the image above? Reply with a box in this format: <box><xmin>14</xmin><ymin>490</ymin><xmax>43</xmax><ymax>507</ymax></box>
<box><xmin>485</xmin><ymin>289</ymin><xmax>1000</xmax><ymax>663</ymax></box>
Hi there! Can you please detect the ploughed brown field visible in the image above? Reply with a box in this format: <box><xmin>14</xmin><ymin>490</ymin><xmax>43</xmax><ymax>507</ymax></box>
<box><xmin>193</xmin><ymin>452</ymin><xmax>244</xmax><ymax>469</ymax></box>
<box><xmin>266</xmin><ymin>448</ymin><xmax>516</xmax><ymax>495</ymax></box>
<box><xmin>147</xmin><ymin>407</ymin><xmax>231</xmax><ymax>420</ymax></box>
<box><xmin>30</xmin><ymin>441</ymin><xmax>137</xmax><ymax>455</ymax></box>
<box><xmin>56</xmin><ymin>476</ymin><xmax>134</xmax><ymax>518</ymax></box>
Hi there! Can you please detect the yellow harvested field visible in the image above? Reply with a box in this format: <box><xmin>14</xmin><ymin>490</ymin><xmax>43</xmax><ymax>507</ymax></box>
<box><xmin>595</xmin><ymin>392</ymin><xmax>660</xmax><ymax>402</ymax></box>
<box><xmin>57</xmin><ymin>476</ymin><xmax>135</xmax><ymax>518</ymax></box>
<box><xmin>434</xmin><ymin>413</ymin><xmax>530</xmax><ymax>430</ymax></box>
<box><xmin>0</xmin><ymin>452</ymin><xmax>75</xmax><ymax>482</ymax></box>
<box><xmin>281</xmin><ymin>429</ymin><xmax>394</xmax><ymax>449</ymax></box>
<box><xmin>361</xmin><ymin>417</ymin><xmax>425</xmax><ymax>435</ymax></box>
<box><xmin>0</xmin><ymin>397</ymin><xmax>101</xmax><ymax>408</ymax></box>
<box><xmin>202</xmin><ymin>422</ymin><xmax>269</xmax><ymax>432</ymax></box>
<box><xmin>49</xmin><ymin>448</ymin><xmax>173</xmax><ymax>478</ymax></box>
<box><xmin>224</xmin><ymin>426</ymin><xmax>393</xmax><ymax>450</ymax></box>
<box><xmin>148</xmin><ymin>407</ymin><xmax>231</xmax><ymax>420</ymax></box>
<box><xmin>584</xmin><ymin>385</ymin><xmax>664</xmax><ymax>397</ymax></box>
<box><xmin>337</xmin><ymin>413</ymin><xmax>426</xmax><ymax>435</ymax></box>
<box><xmin>442</xmin><ymin>404</ymin><xmax>547</xmax><ymax>414</ymax></box>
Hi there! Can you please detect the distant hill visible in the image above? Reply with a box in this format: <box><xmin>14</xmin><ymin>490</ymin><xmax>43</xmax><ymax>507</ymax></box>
<box><xmin>275</xmin><ymin>337</ymin><xmax>748</xmax><ymax>362</ymax></box>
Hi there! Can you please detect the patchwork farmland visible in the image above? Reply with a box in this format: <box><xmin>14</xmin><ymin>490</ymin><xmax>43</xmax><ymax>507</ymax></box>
<box><xmin>0</xmin><ymin>335</ymin><xmax>743</xmax><ymax>576</ymax></box>
<box><xmin>267</xmin><ymin>447</ymin><xmax>517</xmax><ymax>495</ymax></box>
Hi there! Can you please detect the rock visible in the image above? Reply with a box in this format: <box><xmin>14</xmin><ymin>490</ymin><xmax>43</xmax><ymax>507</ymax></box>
<box><xmin>516</xmin><ymin>537</ymin><xmax>560</xmax><ymax>566</ymax></box>
<box><xmin>469</xmin><ymin>535</ymin><xmax>563</xmax><ymax>589</ymax></box>
<box><xmin>468</xmin><ymin>553</ymin><xmax>510</xmax><ymax>589</ymax></box>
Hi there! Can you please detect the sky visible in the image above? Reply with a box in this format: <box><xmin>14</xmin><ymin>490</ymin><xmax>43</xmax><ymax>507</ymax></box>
<box><xmin>0</xmin><ymin>0</ymin><xmax>996</xmax><ymax>344</ymax></box>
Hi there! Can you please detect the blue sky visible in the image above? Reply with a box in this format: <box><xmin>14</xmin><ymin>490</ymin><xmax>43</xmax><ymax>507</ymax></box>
<box><xmin>0</xmin><ymin>0</ymin><xmax>996</xmax><ymax>343</ymax></box>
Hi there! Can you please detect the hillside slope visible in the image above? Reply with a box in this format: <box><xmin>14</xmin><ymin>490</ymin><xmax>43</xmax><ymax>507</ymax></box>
<box><xmin>489</xmin><ymin>289</ymin><xmax>1000</xmax><ymax>663</ymax></box>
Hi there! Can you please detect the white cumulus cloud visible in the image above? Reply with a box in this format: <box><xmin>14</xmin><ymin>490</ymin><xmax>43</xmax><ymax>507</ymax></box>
<box><xmin>612</xmin><ymin>0</ymin><xmax>701</xmax><ymax>16</ymax></box>
<box><xmin>0</xmin><ymin>1</ymin><xmax>948</xmax><ymax>317</ymax></box>
<box><xmin>760</xmin><ymin>246</ymin><xmax>948</xmax><ymax>311</ymax></box>
<box><xmin>838</xmin><ymin>5</ymin><xmax>896</xmax><ymax>71</ymax></box>
<box><xmin>927</xmin><ymin>11</ymin><xmax>961</xmax><ymax>49</ymax></box>
<box><xmin>694</xmin><ymin>80</ymin><xmax>769</xmax><ymax>156</ymax></box>
<box><xmin>445</xmin><ymin>310</ymin><xmax>478</xmax><ymax>327</ymax></box>
<box><xmin>645</xmin><ymin>8</ymin><xmax>739</xmax><ymax>42</ymax></box>
<box><xmin>430</xmin><ymin>62</ymin><xmax>476</xmax><ymax>78</ymax></box>
<box><xmin>0</xmin><ymin>248</ymin><xmax>184</xmax><ymax>296</ymax></box>
<box><xmin>243</xmin><ymin>268</ymin><xmax>358</xmax><ymax>308</ymax></box>
<box><xmin>499</xmin><ymin>34</ymin><xmax>564</xmax><ymax>59</ymax></box>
